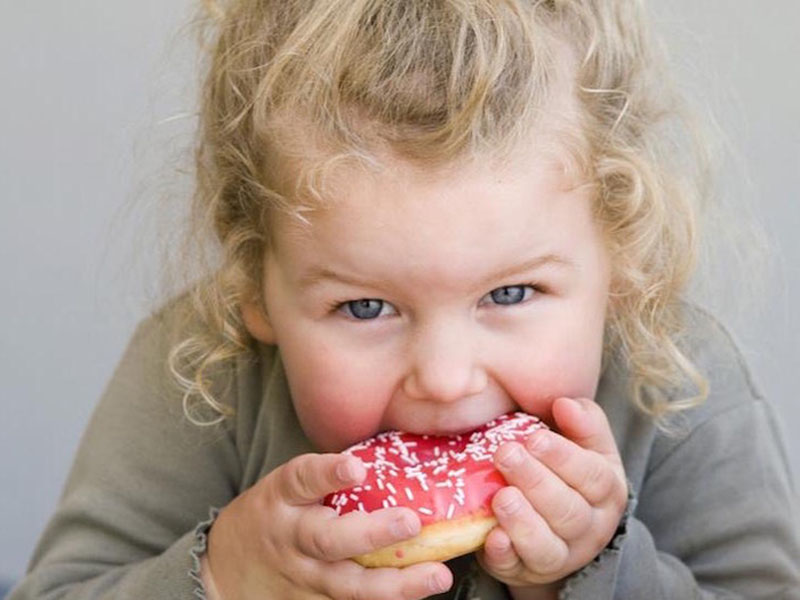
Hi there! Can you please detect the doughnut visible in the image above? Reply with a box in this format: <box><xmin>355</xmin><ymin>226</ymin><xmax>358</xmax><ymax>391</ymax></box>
<box><xmin>322</xmin><ymin>412</ymin><xmax>546</xmax><ymax>567</ymax></box>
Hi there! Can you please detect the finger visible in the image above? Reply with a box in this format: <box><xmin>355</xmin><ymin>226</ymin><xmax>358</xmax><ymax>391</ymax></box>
<box><xmin>323</xmin><ymin>560</ymin><xmax>452</xmax><ymax>600</ymax></box>
<box><xmin>297</xmin><ymin>505</ymin><xmax>421</xmax><ymax>562</ymax></box>
<box><xmin>492</xmin><ymin>486</ymin><xmax>569</xmax><ymax>577</ymax></box>
<box><xmin>279</xmin><ymin>453</ymin><xmax>366</xmax><ymax>506</ymax></box>
<box><xmin>495</xmin><ymin>441</ymin><xmax>592</xmax><ymax>540</ymax></box>
<box><xmin>525</xmin><ymin>430</ymin><xmax>625</xmax><ymax>505</ymax></box>
<box><xmin>480</xmin><ymin>526</ymin><xmax>523</xmax><ymax>579</ymax></box>
<box><xmin>551</xmin><ymin>397</ymin><xmax>620</xmax><ymax>460</ymax></box>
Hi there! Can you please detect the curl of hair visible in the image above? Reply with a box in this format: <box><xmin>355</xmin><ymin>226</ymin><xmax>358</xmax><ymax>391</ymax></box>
<box><xmin>168</xmin><ymin>0</ymin><xmax>712</xmax><ymax>427</ymax></box>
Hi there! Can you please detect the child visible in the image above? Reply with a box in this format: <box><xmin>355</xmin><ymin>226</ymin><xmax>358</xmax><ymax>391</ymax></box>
<box><xmin>10</xmin><ymin>1</ymin><xmax>800</xmax><ymax>599</ymax></box>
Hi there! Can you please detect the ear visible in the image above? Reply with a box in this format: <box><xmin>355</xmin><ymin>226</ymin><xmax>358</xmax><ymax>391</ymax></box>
<box><xmin>240</xmin><ymin>299</ymin><xmax>276</xmax><ymax>345</ymax></box>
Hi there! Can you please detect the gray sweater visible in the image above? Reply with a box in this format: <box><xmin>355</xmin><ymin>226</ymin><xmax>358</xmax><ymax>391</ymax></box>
<box><xmin>9</xmin><ymin>299</ymin><xmax>800</xmax><ymax>599</ymax></box>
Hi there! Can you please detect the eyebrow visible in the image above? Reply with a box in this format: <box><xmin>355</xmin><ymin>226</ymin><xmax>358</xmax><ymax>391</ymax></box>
<box><xmin>297</xmin><ymin>253</ymin><xmax>575</xmax><ymax>292</ymax></box>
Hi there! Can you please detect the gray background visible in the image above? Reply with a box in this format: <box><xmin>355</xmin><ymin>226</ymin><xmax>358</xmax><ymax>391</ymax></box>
<box><xmin>1</xmin><ymin>1</ymin><xmax>798</xmax><ymax>585</ymax></box>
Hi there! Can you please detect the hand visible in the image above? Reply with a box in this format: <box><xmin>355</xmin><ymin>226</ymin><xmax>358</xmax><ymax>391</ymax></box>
<box><xmin>205</xmin><ymin>453</ymin><xmax>453</xmax><ymax>600</ymax></box>
<box><xmin>478</xmin><ymin>397</ymin><xmax>628</xmax><ymax>597</ymax></box>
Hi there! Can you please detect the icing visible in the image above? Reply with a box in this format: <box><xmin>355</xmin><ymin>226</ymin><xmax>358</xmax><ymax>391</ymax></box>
<box><xmin>323</xmin><ymin>412</ymin><xmax>546</xmax><ymax>525</ymax></box>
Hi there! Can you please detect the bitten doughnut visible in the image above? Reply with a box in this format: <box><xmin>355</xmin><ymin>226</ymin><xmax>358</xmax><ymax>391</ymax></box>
<box><xmin>322</xmin><ymin>412</ymin><xmax>546</xmax><ymax>567</ymax></box>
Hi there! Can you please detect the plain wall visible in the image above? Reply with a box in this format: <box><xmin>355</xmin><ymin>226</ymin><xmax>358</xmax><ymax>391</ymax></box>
<box><xmin>1</xmin><ymin>1</ymin><xmax>798</xmax><ymax>584</ymax></box>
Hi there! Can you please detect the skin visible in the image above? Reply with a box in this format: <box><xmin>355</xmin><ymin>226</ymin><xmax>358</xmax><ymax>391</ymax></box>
<box><xmin>204</xmin><ymin>143</ymin><xmax>628</xmax><ymax>600</ymax></box>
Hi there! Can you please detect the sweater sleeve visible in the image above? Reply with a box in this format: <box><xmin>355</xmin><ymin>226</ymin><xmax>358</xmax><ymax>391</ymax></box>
<box><xmin>559</xmin><ymin>398</ymin><xmax>800</xmax><ymax>599</ymax></box>
<box><xmin>8</xmin><ymin>308</ymin><xmax>245</xmax><ymax>600</ymax></box>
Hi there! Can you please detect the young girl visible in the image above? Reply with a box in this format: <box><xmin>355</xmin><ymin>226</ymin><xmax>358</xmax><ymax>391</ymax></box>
<box><xmin>11</xmin><ymin>1</ymin><xmax>800</xmax><ymax>599</ymax></box>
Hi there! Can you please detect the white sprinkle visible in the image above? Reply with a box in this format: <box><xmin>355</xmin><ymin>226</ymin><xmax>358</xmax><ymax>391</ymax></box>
<box><xmin>377</xmin><ymin>479</ymin><xmax>385</xmax><ymax>490</ymax></box>
<box><xmin>386</xmin><ymin>482</ymin><xmax>397</xmax><ymax>495</ymax></box>
<box><xmin>383</xmin><ymin>499</ymin><xmax>389</xmax><ymax>509</ymax></box>
<box><xmin>418</xmin><ymin>507</ymin><xmax>433</xmax><ymax>516</ymax></box>
<box><xmin>447</xmin><ymin>503</ymin><xmax>455</xmax><ymax>520</ymax></box>
<box><xmin>435</xmin><ymin>480</ymin><xmax>452</xmax><ymax>488</ymax></box>
<box><xmin>349</xmin><ymin>493</ymin><xmax>359</xmax><ymax>501</ymax></box>
<box><xmin>358</xmin><ymin>502</ymin><xmax>365</xmax><ymax>512</ymax></box>
<box><xmin>388</xmin><ymin>495</ymin><xmax>397</xmax><ymax>506</ymax></box>
<box><xmin>405</xmin><ymin>487</ymin><xmax>414</xmax><ymax>501</ymax></box>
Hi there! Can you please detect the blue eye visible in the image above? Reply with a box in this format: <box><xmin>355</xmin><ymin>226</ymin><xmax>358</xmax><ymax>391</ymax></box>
<box><xmin>342</xmin><ymin>299</ymin><xmax>389</xmax><ymax>320</ymax></box>
<box><xmin>487</xmin><ymin>285</ymin><xmax>534</xmax><ymax>306</ymax></box>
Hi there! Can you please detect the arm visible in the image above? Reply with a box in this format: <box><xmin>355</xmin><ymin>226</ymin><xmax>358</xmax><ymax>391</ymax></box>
<box><xmin>9</xmin><ymin>308</ymin><xmax>452</xmax><ymax>600</ymax></box>
<box><xmin>560</xmin><ymin>398</ymin><xmax>800</xmax><ymax>599</ymax></box>
<box><xmin>8</xmin><ymin>310</ymin><xmax>243</xmax><ymax>599</ymax></box>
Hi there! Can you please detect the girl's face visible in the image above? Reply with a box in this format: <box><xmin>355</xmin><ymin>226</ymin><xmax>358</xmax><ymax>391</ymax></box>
<box><xmin>242</xmin><ymin>145</ymin><xmax>611</xmax><ymax>452</ymax></box>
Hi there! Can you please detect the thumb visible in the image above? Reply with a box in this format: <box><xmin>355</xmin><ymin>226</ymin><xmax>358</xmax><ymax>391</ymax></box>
<box><xmin>551</xmin><ymin>397</ymin><xmax>619</xmax><ymax>460</ymax></box>
<box><xmin>276</xmin><ymin>453</ymin><xmax>366</xmax><ymax>506</ymax></box>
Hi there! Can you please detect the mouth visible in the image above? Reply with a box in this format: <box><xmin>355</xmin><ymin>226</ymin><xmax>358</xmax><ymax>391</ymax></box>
<box><xmin>420</xmin><ymin>423</ymin><xmax>485</xmax><ymax>437</ymax></box>
<box><xmin>384</xmin><ymin>393</ymin><xmax>522</xmax><ymax>438</ymax></box>
<box><xmin>403</xmin><ymin>412</ymin><xmax>522</xmax><ymax>437</ymax></box>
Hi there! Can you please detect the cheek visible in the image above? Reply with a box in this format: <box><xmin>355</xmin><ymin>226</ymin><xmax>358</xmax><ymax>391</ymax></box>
<box><xmin>508</xmin><ymin>350</ymin><xmax>602</xmax><ymax>417</ymax></box>
<box><xmin>499</xmin><ymin>308</ymin><xmax>606</xmax><ymax>420</ymax></box>
<box><xmin>280</xmin><ymin>340</ymin><xmax>393</xmax><ymax>451</ymax></box>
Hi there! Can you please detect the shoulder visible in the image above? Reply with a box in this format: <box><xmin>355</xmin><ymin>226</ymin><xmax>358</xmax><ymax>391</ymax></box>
<box><xmin>626</xmin><ymin>306</ymin><xmax>800</xmax><ymax>597</ymax></box>
<box><xmin>121</xmin><ymin>290</ymin><xmax>280</xmax><ymax>425</ymax></box>
<box><xmin>646</xmin><ymin>302</ymin><xmax>784</xmax><ymax>475</ymax></box>
<box><xmin>601</xmin><ymin>301</ymin><xmax>778</xmax><ymax>482</ymax></box>
<box><xmin>599</xmin><ymin>301</ymin><xmax>764</xmax><ymax>447</ymax></box>
<box><xmin>671</xmin><ymin>301</ymin><xmax>764</xmax><ymax>426</ymax></box>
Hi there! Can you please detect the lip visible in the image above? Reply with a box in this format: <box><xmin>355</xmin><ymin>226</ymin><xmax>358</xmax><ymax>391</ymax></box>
<box><xmin>401</xmin><ymin>414</ymin><xmax>510</xmax><ymax>437</ymax></box>
<box><xmin>420</xmin><ymin>424</ymin><xmax>484</xmax><ymax>437</ymax></box>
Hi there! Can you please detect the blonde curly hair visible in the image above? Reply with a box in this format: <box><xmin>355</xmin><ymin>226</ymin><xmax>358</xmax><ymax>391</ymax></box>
<box><xmin>167</xmin><ymin>0</ymin><xmax>711</xmax><ymax>426</ymax></box>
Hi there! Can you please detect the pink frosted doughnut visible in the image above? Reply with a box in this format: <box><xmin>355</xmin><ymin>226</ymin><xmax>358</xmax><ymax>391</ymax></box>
<box><xmin>323</xmin><ymin>412</ymin><xmax>546</xmax><ymax>567</ymax></box>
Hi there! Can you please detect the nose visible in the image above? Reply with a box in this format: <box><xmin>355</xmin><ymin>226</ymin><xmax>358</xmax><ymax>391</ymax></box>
<box><xmin>402</xmin><ymin>318</ymin><xmax>488</xmax><ymax>403</ymax></box>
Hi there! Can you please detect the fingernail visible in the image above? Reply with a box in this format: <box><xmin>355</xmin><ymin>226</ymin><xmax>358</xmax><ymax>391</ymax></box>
<box><xmin>496</xmin><ymin>491</ymin><xmax>521</xmax><ymax>515</ymax></box>
<box><xmin>499</xmin><ymin>445</ymin><xmax>523</xmax><ymax>470</ymax></box>
<box><xmin>570</xmin><ymin>397</ymin><xmax>589</xmax><ymax>412</ymax></box>
<box><xmin>527</xmin><ymin>432</ymin><xmax>550</xmax><ymax>455</ymax></box>
<box><xmin>428</xmin><ymin>571</ymin><xmax>451</xmax><ymax>594</ymax></box>
<box><xmin>490</xmin><ymin>533</ymin><xmax>512</xmax><ymax>554</ymax></box>
<box><xmin>336</xmin><ymin>459</ymin><xmax>362</xmax><ymax>483</ymax></box>
<box><xmin>390</xmin><ymin>514</ymin><xmax>417</xmax><ymax>539</ymax></box>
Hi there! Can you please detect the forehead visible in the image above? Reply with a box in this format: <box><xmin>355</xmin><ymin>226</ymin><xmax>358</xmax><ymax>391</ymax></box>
<box><xmin>270</xmin><ymin>129</ymin><xmax>591</xmax><ymax>235</ymax></box>
<box><xmin>267</xmin><ymin>140</ymin><xmax>599</xmax><ymax>290</ymax></box>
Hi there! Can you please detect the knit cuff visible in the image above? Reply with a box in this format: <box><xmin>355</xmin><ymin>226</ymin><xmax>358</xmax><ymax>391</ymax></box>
<box><xmin>189</xmin><ymin>507</ymin><xmax>222</xmax><ymax>600</ymax></box>
<box><xmin>558</xmin><ymin>480</ymin><xmax>636</xmax><ymax>599</ymax></box>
